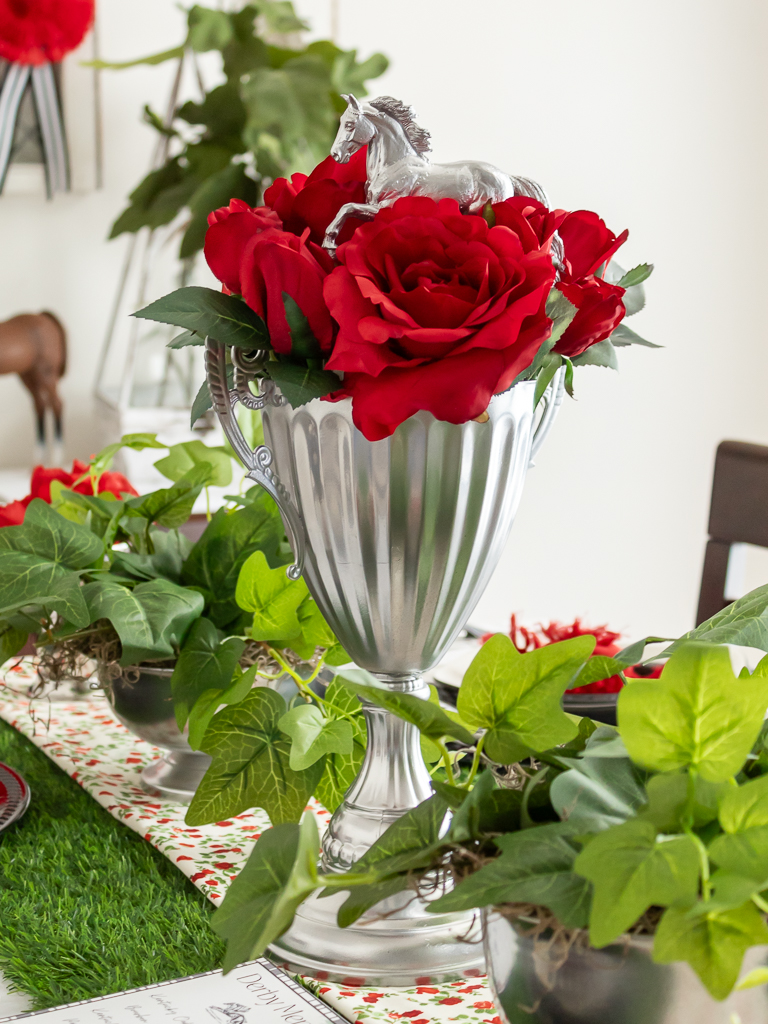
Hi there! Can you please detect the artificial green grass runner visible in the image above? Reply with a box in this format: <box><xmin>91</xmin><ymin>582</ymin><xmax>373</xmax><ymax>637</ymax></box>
<box><xmin>0</xmin><ymin>719</ymin><xmax>224</xmax><ymax>1011</ymax></box>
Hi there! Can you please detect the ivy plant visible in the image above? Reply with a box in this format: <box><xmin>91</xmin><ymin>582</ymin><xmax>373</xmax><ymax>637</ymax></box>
<box><xmin>207</xmin><ymin>603</ymin><xmax>768</xmax><ymax>1003</ymax></box>
<box><xmin>98</xmin><ymin>2</ymin><xmax>388</xmax><ymax>259</ymax></box>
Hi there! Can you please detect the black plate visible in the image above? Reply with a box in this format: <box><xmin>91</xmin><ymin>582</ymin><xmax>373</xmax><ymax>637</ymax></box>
<box><xmin>0</xmin><ymin>762</ymin><xmax>31</xmax><ymax>834</ymax></box>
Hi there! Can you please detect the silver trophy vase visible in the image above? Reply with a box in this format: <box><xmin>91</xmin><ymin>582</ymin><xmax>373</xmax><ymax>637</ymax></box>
<box><xmin>205</xmin><ymin>339</ymin><xmax>564</xmax><ymax>984</ymax></box>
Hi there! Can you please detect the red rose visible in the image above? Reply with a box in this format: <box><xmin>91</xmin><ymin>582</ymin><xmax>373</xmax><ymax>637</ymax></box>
<box><xmin>324</xmin><ymin>196</ymin><xmax>556</xmax><ymax>441</ymax></box>
<box><xmin>554</xmin><ymin>210</ymin><xmax>629</xmax><ymax>358</ymax></box>
<box><xmin>490</xmin><ymin>196</ymin><xmax>566</xmax><ymax>255</ymax></box>
<box><xmin>0</xmin><ymin>500</ymin><xmax>28</xmax><ymax>527</ymax></box>
<box><xmin>0</xmin><ymin>0</ymin><xmax>94</xmax><ymax>65</ymax></box>
<box><xmin>205</xmin><ymin>200</ymin><xmax>281</xmax><ymax>294</ymax></box>
<box><xmin>264</xmin><ymin>147</ymin><xmax>368</xmax><ymax>246</ymax></box>
<box><xmin>205</xmin><ymin>206</ymin><xmax>334</xmax><ymax>354</ymax></box>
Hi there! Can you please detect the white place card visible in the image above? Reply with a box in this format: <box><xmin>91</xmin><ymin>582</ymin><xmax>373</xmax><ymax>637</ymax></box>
<box><xmin>0</xmin><ymin>960</ymin><xmax>349</xmax><ymax>1024</ymax></box>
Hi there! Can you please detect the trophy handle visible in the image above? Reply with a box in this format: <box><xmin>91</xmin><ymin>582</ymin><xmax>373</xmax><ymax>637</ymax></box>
<box><xmin>529</xmin><ymin>365</ymin><xmax>566</xmax><ymax>465</ymax></box>
<box><xmin>204</xmin><ymin>339</ymin><xmax>305</xmax><ymax>580</ymax></box>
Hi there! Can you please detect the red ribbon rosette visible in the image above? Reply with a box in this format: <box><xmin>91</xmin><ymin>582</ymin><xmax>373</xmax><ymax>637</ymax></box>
<box><xmin>0</xmin><ymin>0</ymin><xmax>95</xmax><ymax>66</ymax></box>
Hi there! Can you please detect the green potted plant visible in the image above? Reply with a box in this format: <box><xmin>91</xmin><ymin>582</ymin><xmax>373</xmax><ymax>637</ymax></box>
<box><xmin>0</xmin><ymin>432</ymin><xmax>354</xmax><ymax>806</ymax></box>
<box><xmin>203</xmin><ymin>587</ymin><xmax>768</xmax><ymax>1022</ymax></box>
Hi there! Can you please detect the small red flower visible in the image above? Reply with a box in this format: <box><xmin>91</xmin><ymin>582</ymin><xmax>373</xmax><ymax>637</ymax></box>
<box><xmin>439</xmin><ymin>997</ymin><xmax>462</xmax><ymax>1005</ymax></box>
<box><xmin>0</xmin><ymin>0</ymin><xmax>95</xmax><ymax>65</ymax></box>
<box><xmin>213</xmin><ymin>861</ymin><xmax>235</xmax><ymax>870</ymax></box>
<box><xmin>473</xmin><ymin>1001</ymin><xmax>495</xmax><ymax>1010</ymax></box>
<box><xmin>415</xmin><ymin>987</ymin><xmax>439</xmax><ymax>994</ymax></box>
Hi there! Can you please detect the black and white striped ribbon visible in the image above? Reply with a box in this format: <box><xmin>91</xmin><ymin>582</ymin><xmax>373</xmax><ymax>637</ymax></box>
<box><xmin>0</xmin><ymin>61</ymin><xmax>70</xmax><ymax>198</ymax></box>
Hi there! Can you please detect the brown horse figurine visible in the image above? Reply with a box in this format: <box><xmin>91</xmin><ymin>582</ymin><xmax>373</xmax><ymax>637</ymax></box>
<box><xmin>0</xmin><ymin>312</ymin><xmax>66</xmax><ymax>465</ymax></box>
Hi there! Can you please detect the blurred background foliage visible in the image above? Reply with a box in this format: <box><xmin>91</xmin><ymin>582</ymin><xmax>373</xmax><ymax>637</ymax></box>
<box><xmin>102</xmin><ymin>2</ymin><xmax>388</xmax><ymax>258</ymax></box>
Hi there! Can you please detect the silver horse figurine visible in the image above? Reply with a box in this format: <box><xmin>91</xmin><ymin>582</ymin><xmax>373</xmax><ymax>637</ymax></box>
<box><xmin>323</xmin><ymin>93</ymin><xmax>553</xmax><ymax>256</ymax></box>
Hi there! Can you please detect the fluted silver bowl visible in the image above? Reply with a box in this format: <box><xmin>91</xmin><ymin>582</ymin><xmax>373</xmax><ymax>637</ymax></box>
<box><xmin>484</xmin><ymin>909</ymin><xmax>768</xmax><ymax>1024</ymax></box>
<box><xmin>100</xmin><ymin>663</ymin><xmax>211</xmax><ymax>803</ymax></box>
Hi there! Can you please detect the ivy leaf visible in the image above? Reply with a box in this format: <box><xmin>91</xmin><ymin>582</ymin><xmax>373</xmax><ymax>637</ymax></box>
<box><xmin>0</xmin><ymin>498</ymin><xmax>104</xmax><ymax>568</ymax></box>
<box><xmin>278</xmin><ymin>703</ymin><xmax>354</xmax><ymax>771</ymax></box>
<box><xmin>0</xmin><ymin>621</ymin><xmax>27</xmax><ymax>665</ymax></box>
<box><xmin>186</xmin><ymin>688</ymin><xmax>324</xmax><ymax>826</ymax></box>
<box><xmin>335</xmin><ymin>669</ymin><xmax>475</xmax><ymax>745</ymax></box>
<box><xmin>653</xmin><ymin>902</ymin><xmax>768</xmax><ymax>1000</ymax></box>
<box><xmin>134</xmin><ymin>286</ymin><xmax>269</xmax><ymax>350</ymax></box>
<box><xmin>171</xmin><ymin>616</ymin><xmax>245</xmax><ymax>730</ymax></box>
<box><xmin>457</xmin><ymin>633</ymin><xmax>594</xmax><ymax>763</ymax></box>
<box><xmin>574</xmin><ymin>819</ymin><xmax>700</xmax><ymax>947</ymax></box>
<box><xmin>187</xmin><ymin>665</ymin><xmax>256</xmax><ymax>751</ymax></box>
<box><xmin>314</xmin><ymin>676</ymin><xmax>366</xmax><ymax>813</ymax></box>
<box><xmin>431</xmin><ymin>822</ymin><xmax>591</xmax><ymax>928</ymax></box>
<box><xmin>618</xmin><ymin>643</ymin><xmax>768</xmax><ymax>781</ymax></box>
<box><xmin>84</xmin><ymin>578</ymin><xmax>204</xmax><ymax>665</ymax></box>
<box><xmin>663</xmin><ymin>584</ymin><xmax>768</xmax><ymax>655</ymax></box>
<box><xmin>212</xmin><ymin>814</ymin><xmax>319</xmax><ymax>971</ymax></box>
<box><xmin>181</xmin><ymin>496</ymin><xmax>283</xmax><ymax>630</ymax></box>
<box><xmin>268</xmin><ymin>362</ymin><xmax>342</xmax><ymax>409</ymax></box>
<box><xmin>155</xmin><ymin>440</ymin><xmax>233</xmax><ymax>489</ymax></box>
<box><xmin>0</xmin><ymin>554</ymin><xmax>89</xmax><ymax>627</ymax></box>
<box><xmin>126</xmin><ymin>465</ymin><xmax>212</xmax><ymax>528</ymax></box>
<box><xmin>637</xmin><ymin>772</ymin><xmax>724</xmax><ymax>833</ymax></box>
<box><xmin>443</xmin><ymin>770</ymin><xmax>522</xmax><ymax>843</ymax></box>
<box><xmin>549</xmin><ymin>750</ymin><xmax>646</xmax><ymax>831</ymax></box>
<box><xmin>235</xmin><ymin>550</ymin><xmax>308</xmax><ymax>642</ymax></box>
<box><xmin>333</xmin><ymin>795</ymin><xmax>449</xmax><ymax>927</ymax></box>
<box><xmin>708</xmin><ymin>774</ymin><xmax>768</xmax><ymax>881</ymax></box>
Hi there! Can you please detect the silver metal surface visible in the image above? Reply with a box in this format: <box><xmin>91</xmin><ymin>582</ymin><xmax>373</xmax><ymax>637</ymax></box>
<box><xmin>100</xmin><ymin>664</ymin><xmax>211</xmax><ymax>803</ymax></box>
<box><xmin>324</xmin><ymin>94</ymin><xmax>552</xmax><ymax>256</ymax></box>
<box><xmin>206</xmin><ymin>336</ymin><xmax>564</xmax><ymax>980</ymax></box>
<box><xmin>484</xmin><ymin>909</ymin><xmax>768</xmax><ymax>1024</ymax></box>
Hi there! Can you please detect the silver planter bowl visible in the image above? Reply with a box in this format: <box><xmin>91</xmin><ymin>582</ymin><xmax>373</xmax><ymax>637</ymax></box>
<box><xmin>100</xmin><ymin>663</ymin><xmax>211</xmax><ymax>803</ymax></box>
<box><xmin>484</xmin><ymin>909</ymin><xmax>768</xmax><ymax>1024</ymax></box>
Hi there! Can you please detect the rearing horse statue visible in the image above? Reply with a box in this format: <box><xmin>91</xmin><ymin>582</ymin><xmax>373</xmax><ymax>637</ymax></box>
<box><xmin>323</xmin><ymin>94</ymin><xmax>554</xmax><ymax>256</ymax></box>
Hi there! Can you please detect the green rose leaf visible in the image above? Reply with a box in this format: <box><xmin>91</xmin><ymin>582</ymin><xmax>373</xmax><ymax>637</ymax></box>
<box><xmin>186</xmin><ymin>688</ymin><xmax>324</xmax><ymax>826</ymax></box>
<box><xmin>618</xmin><ymin>643</ymin><xmax>768</xmax><ymax>781</ymax></box>
<box><xmin>236</xmin><ymin>550</ymin><xmax>308</xmax><ymax>642</ymax></box>
<box><xmin>267</xmin><ymin>362</ymin><xmax>342</xmax><ymax>409</ymax></box>
<box><xmin>653</xmin><ymin>902</ymin><xmax>768</xmax><ymax>1000</ymax></box>
<box><xmin>432</xmin><ymin>821</ymin><xmax>591</xmax><ymax>929</ymax></box>
<box><xmin>212</xmin><ymin>814</ymin><xmax>320</xmax><ymax>971</ymax></box>
<box><xmin>574</xmin><ymin>818</ymin><xmax>700</xmax><ymax>947</ymax></box>
<box><xmin>617</xmin><ymin>263</ymin><xmax>654</xmax><ymax>289</ymax></box>
<box><xmin>84</xmin><ymin>578</ymin><xmax>204</xmax><ymax>665</ymax></box>
<box><xmin>457</xmin><ymin>633</ymin><xmax>595</xmax><ymax>763</ymax></box>
<box><xmin>133</xmin><ymin>286</ymin><xmax>269</xmax><ymax>350</ymax></box>
<box><xmin>171</xmin><ymin>616</ymin><xmax>245</xmax><ymax>730</ymax></box>
<box><xmin>278</xmin><ymin>703</ymin><xmax>354</xmax><ymax>771</ymax></box>
<box><xmin>570</xmin><ymin>339</ymin><xmax>618</xmax><ymax>370</ymax></box>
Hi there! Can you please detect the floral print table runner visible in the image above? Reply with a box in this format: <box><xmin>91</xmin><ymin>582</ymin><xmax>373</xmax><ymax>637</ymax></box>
<box><xmin>0</xmin><ymin>660</ymin><xmax>497</xmax><ymax>1024</ymax></box>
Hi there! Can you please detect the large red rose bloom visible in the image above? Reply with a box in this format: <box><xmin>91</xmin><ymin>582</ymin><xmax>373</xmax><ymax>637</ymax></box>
<box><xmin>323</xmin><ymin>196</ymin><xmax>556</xmax><ymax>441</ymax></box>
<box><xmin>0</xmin><ymin>0</ymin><xmax>95</xmax><ymax>65</ymax></box>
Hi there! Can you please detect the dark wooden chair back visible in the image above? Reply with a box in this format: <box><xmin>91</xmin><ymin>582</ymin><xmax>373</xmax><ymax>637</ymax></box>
<box><xmin>696</xmin><ymin>440</ymin><xmax>768</xmax><ymax>624</ymax></box>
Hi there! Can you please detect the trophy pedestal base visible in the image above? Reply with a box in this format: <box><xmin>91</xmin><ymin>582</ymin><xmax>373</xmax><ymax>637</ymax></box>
<box><xmin>267</xmin><ymin>888</ymin><xmax>485</xmax><ymax>986</ymax></box>
<box><xmin>140</xmin><ymin>751</ymin><xmax>211</xmax><ymax>803</ymax></box>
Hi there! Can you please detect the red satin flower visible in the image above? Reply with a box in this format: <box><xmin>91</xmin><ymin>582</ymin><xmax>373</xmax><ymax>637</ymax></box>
<box><xmin>205</xmin><ymin>200</ymin><xmax>281</xmax><ymax>294</ymax></box>
<box><xmin>264</xmin><ymin>147</ymin><xmax>368</xmax><ymax>246</ymax></box>
<box><xmin>0</xmin><ymin>0</ymin><xmax>95</xmax><ymax>66</ymax></box>
<box><xmin>0</xmin><ymin>459</ymin><xmax>136</xmax><ymax>527</ymax></box>
<box><xmin>554</xmin><ymin>210</ymin><xmax>629</xmax><ymax>359</ymax></box>
<box><xmin>323</xmin><ymin>196</ymin><xmax>556</xmax><ymax>441</ymax></box>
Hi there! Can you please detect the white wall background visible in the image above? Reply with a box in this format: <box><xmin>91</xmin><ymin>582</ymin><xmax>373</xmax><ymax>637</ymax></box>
<box><xmin>0</xmin><ymin>0</ymin><xmax>766</xmax><ymax>645</ymax></box>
